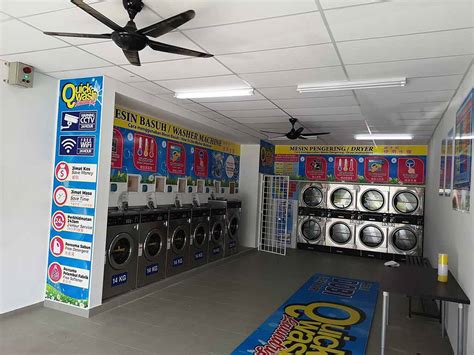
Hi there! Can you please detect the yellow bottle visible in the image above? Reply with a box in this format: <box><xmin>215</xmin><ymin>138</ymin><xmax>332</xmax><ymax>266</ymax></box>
<box><xmin>438</xmin><ymin>253</ymin><xmax>448</xmax><ymax>282</ymax></box>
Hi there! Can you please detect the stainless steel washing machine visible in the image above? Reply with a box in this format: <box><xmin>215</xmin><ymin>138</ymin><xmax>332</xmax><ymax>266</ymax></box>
<box><xmin>189</xmin><ymin>206</ymin><xmax>210</xmax><ymax>268</ymax></box>
<box><xmin>389</xmin><ymin>186</ymin><xmax>424</xmax><ymax>216</ymax></box>
<box><xmin>357</xmin><ymin>185</ymin><xmax>390</xmax><ymax>213</ymax></box>
<box><xmin>208</xmin><ymin>206</ymin><xmax>225</xmax><ymax>262</ymax></box>
<box><xmin>327</xmin><ymin>184</ymin><xmax>358</xmax><ymax>211</ymax></box>
<box><xmin>355</xmin><ymin>213</ymin><xmax>388</xmax><ymax>253</ymax></box>
<box><xmin>136</xmin><ymin>208</ymin><xmax>168</xmax><ymax>288</ymax></box>
<box><xmin>165</xmin><ymin>207</ymin><xmax>191</xmax><ymax>277</ymax></box>
<box><xmin>225</xmin><ymin>200</ymin><xmax>241</xmax><ymax>257</ymax></box>
<box><xmin>325</xmin><ymin>210</ymin><xmax>357</xmax><ymax>250</ymax></box>
<box><xmin>297</xmin><ymin>207</ymin><xmax>327</xmax><ymax>246</ymax></box>
<box><xmin>298</xmin><ymin>182</ymin><xmax>327</xmax><ymax>209</ymax></box>
<box><xmin>103</xmin><ymin>209</ymin><xmax>139</xmax><ymax>300</ymax></box>
<box><xmin>388</xmin><ymin>215</ymin><xmax>423</xmax><ymax>256</ymax></box>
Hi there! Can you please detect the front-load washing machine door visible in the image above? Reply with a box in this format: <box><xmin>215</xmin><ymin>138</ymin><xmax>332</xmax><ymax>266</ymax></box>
<box><xmin>299</xmin><ymin>218</ymin><xmax>323</xmax><ymax>244</ymax></box>
<box><xmin>330</xmin><ymin>188</ymin><xmax>353</xmax><ymax>209</ymax></box>
<box><xmin>360</xmin><ymin>189</ymin><xmax>385</xmax><ymax>212</ymax></box>
<box><xmin>211</xmin><ymin>222</ymin><xmax>224</xmax><ymax>243</ymax></box>
<box><xmin>359</xmin><ymin>225</ymin><xmax>384</xmax><ymax>248</ymax></box>
<box><xmin>171</xmin><ymin>227</ymin><xmax>187</xmax><ymax>253</ymax></box>
<box><xmin>302</xmin><ymin>185</ymin><xmax>324</xmax><ymax>208</ymax></box>
<box><xmin>193</xmin><ymin>223</ymin><xmax>207</xmax><ymax>247</ymax></box>
<box><xmin>391</xmin><ymin>227</ymin><xmax>418</xmax><ymax>253</ymax></box>
<box><xmin>329</xmin><ymin>222</ymin><xmax>352</xmax><ymax>245</ymax></box>
<box><xmin>108</xmin><ymin>233</ymin><xmax>133</xmax><ymax>270</ymax></box>
<box><xmin>143</xmin><ymin>229</ymin><xmax>163</xmax><ymax>261</ymax></box>
<box><xmin>392</xmin><ymin>191</ymin><xmax>419</xmax><ymax>214</ymax></box>
<box><xmin>227</xmin><ymin>215</ymin><xmax>239</xmax><ymax>239</ymax></box>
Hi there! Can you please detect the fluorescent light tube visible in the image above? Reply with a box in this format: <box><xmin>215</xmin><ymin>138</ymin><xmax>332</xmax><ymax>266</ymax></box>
<box><xmin>174</xmin><ymin>88</ymin><xmax>254</xmax><ymax>99</ymax></box>
<box><xmin>354</xmin><ymin>134</ymin><xmax>413</xmax><ymax>140</ymax></box>
<box><xmin>297</xmin><ymin>78</ymin><xmax>406</xmax><ymax>93</ymax></box>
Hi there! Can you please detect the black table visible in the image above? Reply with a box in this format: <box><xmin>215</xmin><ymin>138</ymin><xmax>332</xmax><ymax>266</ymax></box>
<box><xmin>378</xmin><ymin>265</ymin><xmax>470</xmax><ymax>355</ymax></box>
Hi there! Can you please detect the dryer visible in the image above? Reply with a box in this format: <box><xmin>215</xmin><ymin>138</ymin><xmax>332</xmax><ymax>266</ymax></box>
<box><xmin>389</xmin><ymin>186</ymin><xmax>424</xmax><ymax>216</ymax></box>
<box><xmin>165</xmin><ymin>207</ymin><xmax>191</xmax><ymax>277</ymax></box>
<box><xmin>297</xmin><ymin>207</ymin><xmax>327</xmax><ymax>246</ymax></box>
<box><xmin>355</xmin><ymin>213</ymin><xmax>388</xmax><ymax>254</ymax></box>
<box><xmin>136</xmin><ymin>208</ymin><xmax>168</xmax><ymax>288</ymax></box>
<box><xmin>357</xmin><ymin>185</ymin><xmax>390</xmax><ymax>213</ymax></box>
<box><xmin>388</xmin><ymin>215</ymin><xmax>423</xmax><ymax>257</ymax></box>
<box><xmin>225</xmin><ymin>200</ymin><xmax>241</xmax><ymax>257</ymax></box>
<box><xmin>103</xmin><ymin>209</ymin><xmax>139</xmax><ymax>300</ymax></box>
<box><xmin>327</xmin><ymin>184</ymin><xmax>358</xmax><ymax>211</ymax></box>
<box><xmin>189</xmin><ymin>206</ymin><xmax>210</xmax><ymax>268</ymax></box>
<box><xmin>325</xmin><ymin>210</ymin><xmax>357</xmax><ymax>250</ymax></box>
<box><xmin>298</xmin><ymin>182</ymin><xmax>327</xmax><ymax>209</ymax></box>
<box><xmin>209</xmin><ymin>206</ymin><xmax>225</xmax><ymax>262</ymax></box>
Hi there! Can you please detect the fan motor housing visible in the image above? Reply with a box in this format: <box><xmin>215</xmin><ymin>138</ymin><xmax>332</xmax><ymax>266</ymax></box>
<box><xmin>111</xmin><ymin>31</ymin><xmax>147</xmax><ymax>51</ymax></box>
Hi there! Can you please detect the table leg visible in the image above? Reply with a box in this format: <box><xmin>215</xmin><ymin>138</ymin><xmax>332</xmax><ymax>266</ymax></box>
<box><xmin>441</xmin><ymin>301</ymin><xmax>446</xmax><ymax>338</ymax></box>
<box><xmin>457</xmin><ymin>303</ymin><xmax>464</xmax><ymax>355</ymax></box>
<box><xmin>381</xmin><ymin>291</ymin><xmax>389</xmax><ymax>355</ymax></box>
<box><xmin>386</xmin><ymin>292</ymin><xmax>390</xmax><ymax>325</ymax></box>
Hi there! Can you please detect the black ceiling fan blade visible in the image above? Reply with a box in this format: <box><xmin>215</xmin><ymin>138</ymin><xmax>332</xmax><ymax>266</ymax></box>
<box><xmin>44</xmin><ymin>31</ymin><xmax>111</xmax><ymax>39</ymax></box>
<box><xmin>139</xmin><ymin>10</ymin><xmax>195</xmax><ymax>38</ymax></box>
<box><xmin>148</xmin><ymin>40</ymin><xmax>213</xmax><ymax>58</ymax></box>
<box><xmin>123</xmin><ymin>50</ymin><xmax>141</xmax><ymax>66</ymax></box>
<box><xmin>298</xmin><ymin>136</ymin><xmax>308</xmax><ymax>140</ymax></box>
<box><xmin>71</xmin><ymin>0</ymin><xmax>122</xmax><ymax>31</ymax></box>
<box><xmin>300</xmin><ymin>132</ymin><xmax>331</xmax><ymax>137</ymax></box>
<box><xmin>295</xmin><ymin>127</ymin><xmax>304</xmax><ymax>135</ymax></box>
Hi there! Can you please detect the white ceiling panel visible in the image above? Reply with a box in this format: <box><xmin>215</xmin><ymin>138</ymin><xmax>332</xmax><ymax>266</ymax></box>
<box><xmin>338</xmin><ymin>29</ymin><xmax>474</xmax><ymax>64</ymax></box>
<box><xmin>356</xmin><ymin>90</ymin><xmax>454</xmax><ymax>104</ymax></box>
<box><xmin>184</xmin><ymin>12</ymin><xmax>330</xmax><ymax>54</ymax></box>
<box><xmin>274</xmin><ymin>96</ymin><xmax>358</xmax><ymax>109</ymax></box>
<box><xmin>147</xmin><ymin>0</ymin><xmax>317</xmax><ymax>29</ymax></box>
<box><xmin>298</xmin><ymin>114</ymin><xmax>366</xmax><ymax>122</ymax></box>
<box><xmin>240</xmin><ymin>66</ymin><xmax>347</xmax><ymax>88</ymax></box>
<box><xmin>233</xmin><ymin>116</ymin><xmax>289</xmax><ymax>123</ymax></box>
<box><xmin>217</xmin><ymin>44</ymin><xmax>340</xmax><ymax>73</ymax></box>
<box><xmin>0</xmin><ymin>0</ymin><xmax>97</xmax><ymax>17</ymax></box>
<box><xmin>0</xmin><ymin>47</ymin><xmax>109</xmax><ymax>72</ymax></box>
<box><xmin>155</xmin><ymin>94</ymin><xmax>192</xmax><ymax>105</ymax></box>
<box><xmin>223</xmin><ymin>109</ymin><xmax>286</xmax><ymax>118</ymax></box>
<box><xmin>287</xmin><ymin>106</ymin><xmax>362</xmax><ymax>116</ymax></box>
<box><xmin>80</xmin><ymin>32</ymin><xmax>206</xmax><ymax>65</ymax></box>
<box><xmin>202</xmin><ymin>100</ymin><xmax>277</xmax><ymax>111</ymax></box>
<box><xmin>46</xmin><ymin>66</ymin><xmax>145</xmax><ymax>83</ymax></box>
<box><xmin>346</xmin><ymin>55</ymin><xmax>472</xmax><ymax>80</ymax></box>
<box><xmin>128</xmin><ymin>81</ymin><xmax>173</xmax><ymax>95</ymax></box>
<box><xmin>0</xmin><ymin>20</ymin><xmax>66</xmax><ymax>55</ymax></box>
<box><xmin>399</xmin><ymin>112</ymin><xmax>443</xmax><ymax>120</ymax></box>
<box><xmin>180</xmin><ymin>102</ymin><xmax>213</xmax><ymax>112</ymax></box>
<box><xmin>122</xmin><ymin>58</ymin><xmax>230</xmax><ymax>81</ymax></box>
<box><xmin>258</xmin><ymin>86</ymin><xmax>354</xmax><ymax>99</ymax></box>
<box><xmin>155</xmin><ymin>74</ymin><xmax>250</xmax><ymax>92</ymax></box>
<box><xmin>0</xmin><ymin>12</ymin><xmax>11</xmax><ymax>21</ymax></box>
<box><xmin>193</xmin><ymin>91</ymin><xmax>266</xmax><ymax>103</ymax></box>
<box><xmin>326</xmin><ymin>0</ymin><xmax>474</xmax><ymax>41</ymax></box>
<box><xmin>320</xmin><ymin>0</ymin><xmax>380</xmax><ymax>10</ymax></box>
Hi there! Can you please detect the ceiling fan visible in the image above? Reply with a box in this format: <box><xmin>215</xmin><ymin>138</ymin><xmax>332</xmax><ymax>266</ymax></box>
<box><xmin>261</xmin><ymin>118</ymin><xmax>330</xmax><ymax>140</ymax></box>
<box><xmin>44</xmin><ymin>0</ymin><xmax>213</xmax><ymax>66</ymax></box>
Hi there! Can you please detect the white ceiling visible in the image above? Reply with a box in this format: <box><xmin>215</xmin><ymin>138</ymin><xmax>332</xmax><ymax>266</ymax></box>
<box><xmin>1</xmin><ymin>0</ymin><xmax>473</xmax><ymax>145</ymax></box>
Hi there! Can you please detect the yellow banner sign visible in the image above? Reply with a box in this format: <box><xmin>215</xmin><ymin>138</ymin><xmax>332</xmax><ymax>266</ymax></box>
<box><xmin>114</xmin><ymin>106</ymin><xmax>240</xmax><ymax>155</ymax></box>
<box><xmin>275</xmin><ymin>145</ymin><xmax>427</xmax><ymax>156</ymax></box>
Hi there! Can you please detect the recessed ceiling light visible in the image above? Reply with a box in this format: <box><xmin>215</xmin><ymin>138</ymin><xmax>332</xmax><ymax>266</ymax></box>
<box><xmin>297</xmin><ymin>78</ymin><xmax>406</xmax><ymax>93</ymax></box>
<box><xmin>174</xmin><ymin>88</ymin><xmax>254</xmax><ymax>99</ymax></box>
<box><xmin>354</xmin><ymin>134</ymin><xmax>413</xmax><ymax>140</ymax></box>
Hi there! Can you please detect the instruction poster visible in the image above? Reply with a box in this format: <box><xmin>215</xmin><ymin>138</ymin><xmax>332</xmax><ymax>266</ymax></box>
<box><xmin>45</xmin><ymin>76</ymin><xmax>103</xmax><ymax>308</ymax></box>
<box><xmin>453</xmin><ymin>89</ymin><xmax>473</xmax><ymax>212</ymax></box>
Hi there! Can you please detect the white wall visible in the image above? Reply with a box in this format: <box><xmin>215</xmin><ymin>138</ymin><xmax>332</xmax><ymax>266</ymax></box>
<box><xmin>0</xmin><ymin>68</ymin><xmax>57</xmax><ymax>314</ymax></box>
<box><xmin>424</xmin><ymin>63</ymin><xmax>473</xmax><ymax>353</ymax></box>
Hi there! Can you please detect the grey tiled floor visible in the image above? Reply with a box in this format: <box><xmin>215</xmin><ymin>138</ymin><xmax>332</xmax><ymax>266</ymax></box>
<box><xmin>1</xmin><ymin>249</ymin><xmax>453</xmax><ymax>354</ymax></box>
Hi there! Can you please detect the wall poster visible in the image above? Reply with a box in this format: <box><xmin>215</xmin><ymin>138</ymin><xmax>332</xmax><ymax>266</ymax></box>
<box><xmin>45</xmin><ymin>76</ymin><xmax>103</xmax><ymax>309</ymax></box>
<box><xmin>453</xmin><ymin>89</ymin><xmax>473</xmax><ymax>212</ymax></box>
<box><xmin>259</xmin><ymin>140</ymin><xmax>275</xmax><ymax>175</ymax></box>
<box><xmin>445</xmin><ymin>128</ymin><xmax>455</xmax><ymax>196</ymax></box>
<box><xmin>439</xmin><ymin>138</ymin><xmax>447</xmax><ymax>195</ymax></box>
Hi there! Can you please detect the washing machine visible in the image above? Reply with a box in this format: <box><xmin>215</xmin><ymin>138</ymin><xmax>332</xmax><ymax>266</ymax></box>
<box><xmin>103</xmin><ymin>209</ymin><xmax>139</xmax><ymax>300</ymax></box>
<box><xmin>208</xmin><ymin>206</ymin><xmax>225</xmax><ymax>262</ymax></box>
<box><xmin>355</xmin><ymin>213</ymin><xmax>388</xmax><ymax>254</ymax></box>
<box><xmin>136</xmin><ymin>208</ymin><xmax>168</xmax><ymax>288</ymax></box>
<box><xmin>189</xmin><ymin>206</ymin><xmax>210</xmax><ymax>268</ymax></box>
<box><xmin>297</xmin><ymin>207</ymin><xmax>327</xmax><ymax>246</ymax></box>
<box><xmin>389</xmin><ymin>186</ymin><xmax>424</xmax><ymax>216</ymax></box>
<box><xmin>388</xmin><ymin>215</ymin><xmax>423</xmax><ymax>257</ymax></box>
<box><xmin>357</xmin><ymin>185</ymin><xmax>390</xmax><ymax>213</ymax></box>
<box><xmin>225</xmin><ymin>200</ymin><xmax>241</xmax><ymax>257</ymax></box>
<box><xmin>298</xmin><ymin>182</ymin><xmax>327</xmax><ymax>209</ymax></box>
<box><xmin>327</xmin><ymin>184</ymin><xmax>358</xmax><ymax>211</ymax></box>
<box><xmin>325</xmin><ymin>210</ymin><xmax>357</xmax><ymax>251</ymax></box>
<box><xmin>165</xmin><ymin>207</ymin><xmax>191</xmax><ymax>277</ymax></box>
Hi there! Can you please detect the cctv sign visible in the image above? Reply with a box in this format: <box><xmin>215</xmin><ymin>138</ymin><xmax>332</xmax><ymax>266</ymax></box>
<box><xmin>60</xmin><ymin>111</ymin><xmax>97</xmax><ymax>132</ymax></box>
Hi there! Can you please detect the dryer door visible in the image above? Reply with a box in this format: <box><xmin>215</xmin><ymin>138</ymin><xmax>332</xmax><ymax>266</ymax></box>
<box><xmin>359</xmin><ymin>225</ymin><xmax>384</xmax><ymax>248</ymax></box>
<box><xmin>300</xmin><ymin>218</ymin><xmax>323</xmax><ymax>243</ymax></box>
<box><xmin>227</xmin><ymin>215</ymin><xmax>239</xmax><ymax>239</ymax></box>
<box><xmin>391</xmin><ymin>228</ymin><xmax>418</xmax><ymax>252</ymax></box>
<box><xmin>193</xmin><ymin>223</ymin><xmax>207</xmax><ymax>248</ymax></box>
<box><xmin>108</xmin><ymin>233</ymin><xmax>133</xmax><ymax>270</ymax></box>
<box><xmin>361</xmin><ymin>189</ymin><xmax>385</xmax><ymax>212</ymax></box>
<box><xmin>302</xmin><ymin>186</ymin><xmax>324</xmax><ymax>207</ymax></box>
<box><xmin>143</xmin><ymin>229</ymin><xmax>163</xmax><ymax>261</ymax></box>
<box><xmin>331</xmin><ymin>188</ymin><xmax>353</xmax><ymax>209</ymax></box>
<box><xmin>171</xmin><ymin>227</ymin><xmax>187</xmax><ymax>253</ymax></box>
<box><xmin>329</xmin><ymin>222</ymin><xmax>352</xmax><ymax>245</ymax></box>
<box><xmin>393</xmin><ymin>191</ymin><xmax>419</xmax><ymax>214</ymax></box>
<box><xmin>211</xmin><ymin>221</ymin><xmax>224</xmax><ymax>243</ymax></box>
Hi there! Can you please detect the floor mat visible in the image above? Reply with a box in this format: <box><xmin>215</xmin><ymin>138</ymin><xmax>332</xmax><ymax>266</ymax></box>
<box><xmin>232</xmin><ymin>273</ymin><xmax>379</xmax><ymax>354</ymax></box>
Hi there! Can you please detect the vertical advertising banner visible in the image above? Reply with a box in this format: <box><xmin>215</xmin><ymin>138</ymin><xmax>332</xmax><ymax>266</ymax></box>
<box><xmin>45</xmin><ymin>77</ymin><xmax>103</xmax><ymax>309</ymax></box>
<box><xmin>453</xmin><ymin>89</ymin><xmax>473</xmax><ymax>212</ymax></box>
<box><xmin>445</xmin><ymin>128</ymin><xmax>455</xmax><ymax>196</ymax></box>
<box><xmin>439</xmin><ymin>139</ymin><xmax>447</xmax><ymax>195</ymax></box>
<box><xmin>259</xmin><ymin>140</ymin><xmax>275</xmax><ymax>175</ymax></box>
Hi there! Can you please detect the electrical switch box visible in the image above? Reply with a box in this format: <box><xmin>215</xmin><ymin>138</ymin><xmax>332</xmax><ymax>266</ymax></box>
<box><xmin>5</xmin><ymin>62</ymin><xmax>34</xmax><ymax>88</ymax></box>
